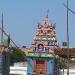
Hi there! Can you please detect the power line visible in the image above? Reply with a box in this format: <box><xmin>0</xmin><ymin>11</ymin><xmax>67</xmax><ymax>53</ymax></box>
<box><xmin>0</xmin><ymin>27</ymin><xmax>19</xmax><ymax>49</ymax></box>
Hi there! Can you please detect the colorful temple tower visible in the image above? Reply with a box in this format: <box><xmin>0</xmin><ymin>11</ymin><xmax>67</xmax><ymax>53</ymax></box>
<box><xmin>27</xmin><ymin>15</ymin><xmax>59</xmax><ymax>75</ymax></box>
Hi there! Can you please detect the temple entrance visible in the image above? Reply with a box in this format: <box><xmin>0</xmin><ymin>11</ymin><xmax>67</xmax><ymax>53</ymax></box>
<box><xmin>34</xmin><ymin>59</ymin><xmax>46</xmax><ymax>74</ymax></box>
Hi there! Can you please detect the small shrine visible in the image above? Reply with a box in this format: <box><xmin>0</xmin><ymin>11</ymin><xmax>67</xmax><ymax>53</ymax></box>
<box><xmin>26</xmin><ymin>15</ymin><xmax>59</xmax><ymax>75</ymax></box>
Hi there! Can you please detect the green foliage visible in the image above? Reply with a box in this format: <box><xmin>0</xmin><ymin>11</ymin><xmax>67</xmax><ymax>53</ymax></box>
<box><xmin>10</xmin><ymin>47</ymin><xmax>26</xmax><ymax>65</ymax></box>
<box><xmin>59</xmin><ymin>58</ymin><xmax>67</xmax><ymax>69</ymax></box>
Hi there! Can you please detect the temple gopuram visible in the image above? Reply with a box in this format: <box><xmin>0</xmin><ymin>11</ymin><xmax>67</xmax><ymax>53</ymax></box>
<box><xmin>25</xmin><ymin>15</ymin><xmax>59</xmax><ymax>75</ymax></box>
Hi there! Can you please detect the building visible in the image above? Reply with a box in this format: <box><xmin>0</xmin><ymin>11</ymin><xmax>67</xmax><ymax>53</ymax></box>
<box><xmin>0</xmin><ymin>43</ymin><xmax>10</xmax><ymax>75</ymax></box>
<box><xmin>25</xmin><ymin>15</ymin><xmax>59</xmax><ymax>75</ymax></box>
<box><xmin>10</xmin><ymin>62</ymin><xmax>27</xmax><ymax>75</ymax></box>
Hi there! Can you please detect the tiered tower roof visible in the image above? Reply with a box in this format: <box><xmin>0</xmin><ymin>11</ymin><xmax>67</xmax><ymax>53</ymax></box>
<box><xmin>26</xmin><ymin>15</ymin><xmax>58</xmax><ymax>57</ymax></box>
<box><xmin>32</xmin><ymin>15</ymin><xmax>57</xmax><ymax>49</ymax></box>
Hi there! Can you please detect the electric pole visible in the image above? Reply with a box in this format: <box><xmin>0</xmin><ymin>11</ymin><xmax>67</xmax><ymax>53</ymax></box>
<box><xmin>1</xmin><ymin>13</ymin><xmax>3</xmax><ymax>44</ymax></box>
<box><xmin>66</xmin><ymin>0</ymin><xmax>69</xmax><ymax>75</ymax></box>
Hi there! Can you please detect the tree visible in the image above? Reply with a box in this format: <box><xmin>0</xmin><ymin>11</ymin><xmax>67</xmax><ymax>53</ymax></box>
<box><xmin>59</xmin><ymin>58</ymin><xmax>67</xmax><ymax>69</ymax></box>
<box><xmin>10</xmin><ymin>47</ymin><xmax>26</xmax><ymax>65</ymax></box>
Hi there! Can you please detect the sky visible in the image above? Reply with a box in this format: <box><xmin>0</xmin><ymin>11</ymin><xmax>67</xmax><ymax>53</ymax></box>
<box><xmin>0</xmin><ymin>0</ymin><xmax>75</xmax><ymax>47</ymax></box>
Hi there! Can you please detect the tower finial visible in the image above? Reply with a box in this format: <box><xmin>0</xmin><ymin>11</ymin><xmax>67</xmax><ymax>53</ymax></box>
<box><xmin>46</xmin><ymin>9</ymin><xmax>49</xmax><ymax>18</ymax></box>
